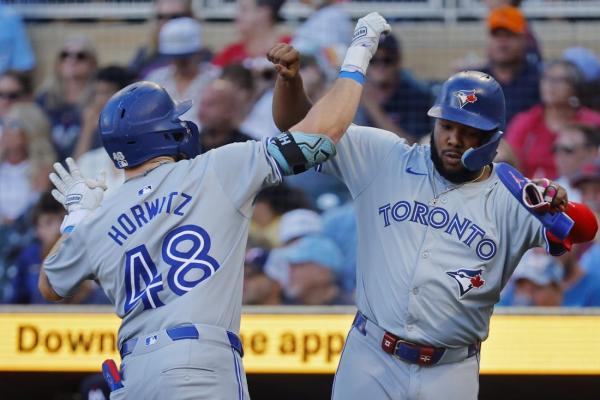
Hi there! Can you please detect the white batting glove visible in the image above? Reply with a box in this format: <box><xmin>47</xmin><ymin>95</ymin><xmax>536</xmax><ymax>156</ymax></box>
<box><xmin>49</xmin><ymin>157</ymin><xmax>107</xmax><ymax>233</ymax></box>
<box><xmin>341</xmin><ymin>12</ymin><xmax>391</xmax><ymax>76</ymax></box>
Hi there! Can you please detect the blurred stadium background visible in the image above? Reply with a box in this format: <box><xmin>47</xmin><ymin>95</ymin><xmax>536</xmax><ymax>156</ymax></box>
<box><xmin>1</xmin><ymin>0</ymin><xmax>600</xmax><ymax>399</ymax></box>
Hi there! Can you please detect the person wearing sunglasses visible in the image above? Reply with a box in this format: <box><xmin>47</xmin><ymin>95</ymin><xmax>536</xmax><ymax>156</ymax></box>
<box><xmin>129</xmin><ymin>0</ymin><xmax>194</xmax><ymax>79</ymax></box>
<box><xmin>552</xmin><ymin>123</ymin><xmax>600</xmax><ymax>202</ymax></box>
<box><xmin>506</xmin><ymin>59</ymin><xmax>600</xmax><ymax>179</ymax></box>
<box><xmin>146</xmin><ymin>17</ymin><xmax>219</xmax><ymax>128</ymax></box>
<box><xmin>354</xmin><ymin>33</ymin><xmax>432</xmax><ymax>144</ymax></box>
<box><xmin>36</xmin><ymin>36</ymin><xmax>98</xmax><ymax>161</ymax></box>
<box><xmin>0</xmin><ymin>71</ymin><xmax>32</xmax><ymax>121</ymax></box>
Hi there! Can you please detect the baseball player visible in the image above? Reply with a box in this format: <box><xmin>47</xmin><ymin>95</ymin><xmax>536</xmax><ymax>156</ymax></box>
<box><xmin>38</xmin><ymin>81</ymin><xmax>336</xmax><ymax>399</ymax></box>
<box><xmin>268</xmin><ymin>13</ymin><xmax>598</xmax><ymax>400</ymax></box>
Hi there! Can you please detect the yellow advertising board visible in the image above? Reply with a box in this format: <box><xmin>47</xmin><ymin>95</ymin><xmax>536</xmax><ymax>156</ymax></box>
<box><xmin>1</xmin><ymin>312</ymin><xmax>600</xmax><ymax>374</ymax></box>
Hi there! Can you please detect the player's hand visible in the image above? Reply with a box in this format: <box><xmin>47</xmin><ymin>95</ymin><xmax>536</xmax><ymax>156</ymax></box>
<box><xmin>351</xmin><ymin>12</ymin><xmax>391</xmax><ymax>53</ymax></box>
<box><xmin>267</xmin><ymin>43</ymin><xmax>300</xmax><ymax>82</ymax></box>
<box><xmin>530</xmin><ymin>178</ymin><xmax>568</xmax><ymax>214</ymax></box>
<box><xmin>341</xmin><ymin>12</ymin><xmax>391</xmax><ymax>75</ymax></box>
<box><xmin>49</xmin><ymin>157</ymin><xmax>107</xmax><ymax>214</ymax></box>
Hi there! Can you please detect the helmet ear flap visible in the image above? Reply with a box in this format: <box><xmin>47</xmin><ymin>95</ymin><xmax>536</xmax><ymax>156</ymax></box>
<box><xmin>176</xmin><ymin>121</ymin><xmax>201</xmax><ymax>160</ymax></box>
<box><xmin>461</xmin><ymin>130</ymin><xmax>504</xmax><ymax>171</ymax></box>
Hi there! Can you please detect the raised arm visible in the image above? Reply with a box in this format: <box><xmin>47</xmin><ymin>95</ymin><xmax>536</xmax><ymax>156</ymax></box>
<box><xmin>269</xmin><ymin>44</ymin><xmax>313</xmax><ymax>132</ymax></box>
<box><xmin>269</xmin><ymin>12</ymin><xmax>390</xmax><ymax>143</ymax></box>
<box><xmin>39</xmin><ymin>158</ymin><xmax>106</xmax><ymax>301</ymax></box>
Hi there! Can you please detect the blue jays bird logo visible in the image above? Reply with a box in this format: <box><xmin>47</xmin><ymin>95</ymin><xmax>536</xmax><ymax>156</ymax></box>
<box><xmin>454</xmin><ymin>90</ymin><xmax>478</xmax><ymax>108</ymax></box>
<box><xmin>447</xmin><ymin>268</ymin><xmax>485</xmax><ymax>297</ymax></box>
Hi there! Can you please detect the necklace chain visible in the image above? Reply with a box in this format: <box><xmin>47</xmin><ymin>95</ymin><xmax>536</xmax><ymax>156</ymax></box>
<box><xmin>431</xmin><ymin>165</ymin><xmax>489</xmax><ymax>201</ymax></box>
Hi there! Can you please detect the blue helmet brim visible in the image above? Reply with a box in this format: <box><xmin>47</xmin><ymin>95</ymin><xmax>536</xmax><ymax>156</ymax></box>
<box><xmin>427</xmin><ymin>105</ymin><xmax>499</xmax><ymax>132</ymax></box>
<box><xmin>173</xmin><ymin>99</ymin><xmax>193</xmax><ymax>119</ymax></box>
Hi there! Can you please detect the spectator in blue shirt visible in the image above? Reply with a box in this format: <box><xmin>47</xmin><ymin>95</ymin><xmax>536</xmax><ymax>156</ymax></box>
<box><xmin>0</xmin><ymin>5</ymin><xmax>35</xmax><ymax>75</ymax></box>
<box><xmin>572</xmin><ymin>160</ymin><xmax>600</xmax><ymax>278</ymax></box>
<box><xmin>129</xmin><ymin>0</ymin><xmax>197</xmax><ymax>79</ymax></box>
<box><xmin>498</xmin><ymin>249</ymin><xmax>563</xmax><ymax>307</ymax></box>
<box><xmin>322</xmin><ymin>202</ymin><xmax>357</xmax><ymax>294</ymax></box>
<box><xmin>561</xmin><ymin>246</ymin><xmax>600</xmax><ymax>307</ymax></box>
<box><xmin>354</xmin><ymin>33</ymin><xmax>432</xmax><ymax>143</ymax></box>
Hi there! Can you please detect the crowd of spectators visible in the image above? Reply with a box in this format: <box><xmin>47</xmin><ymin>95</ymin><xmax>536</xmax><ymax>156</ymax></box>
<box><xmin>1</xmin><ymin>0</ymin><xmax>600</xmax><ymax>310</ymax></box>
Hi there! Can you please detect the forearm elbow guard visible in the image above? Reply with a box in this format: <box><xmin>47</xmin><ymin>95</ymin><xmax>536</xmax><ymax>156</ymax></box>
<box><xmin>267</xmin><ymin>131</ymin><xmax>336</xmax><ymax>176</ymax></box>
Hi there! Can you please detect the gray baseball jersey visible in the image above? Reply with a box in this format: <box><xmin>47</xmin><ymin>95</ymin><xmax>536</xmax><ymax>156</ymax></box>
<box><xmin>319</xmin><ymin>125</ymin><xmax>551</xmax><ymax>348</ymax></box>
<box><xmin>44</xmin><ymin>140</ymin><xmax>281</xmax><ymax>347</ymax></box>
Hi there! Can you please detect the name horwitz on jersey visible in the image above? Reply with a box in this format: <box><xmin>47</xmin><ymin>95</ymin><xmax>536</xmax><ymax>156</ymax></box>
<box><xmin>107</xmin><ymin>192</ymin><xmax>193</xmax><ymax>246</ymax></box>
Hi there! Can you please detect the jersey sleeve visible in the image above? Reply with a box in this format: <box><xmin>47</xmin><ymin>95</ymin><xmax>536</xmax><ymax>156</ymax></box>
<box><xmin>318</xmin><ymin>124</ymin><xmax>406</xmax><ymax>198</ymax></box>
<box><xmin>497</xmin><ymin>181</ymin><xmax>562</xmax><ymax>278</ymax></box>
<box><xmin>43</xmin><ymin>229</ymin><xmax>94</xmax><ymax>298</ymax></box>
<box><xmin>209</xmin><ymin>139</ymin><xmax>282</xmax><ymax>217</ymax></box>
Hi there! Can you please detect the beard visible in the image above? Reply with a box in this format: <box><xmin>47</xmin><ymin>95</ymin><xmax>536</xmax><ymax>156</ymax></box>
<box><xmin>429</xmin><ymin>134</ymin><xmax>482</xmax><ymax>183</ymax></box>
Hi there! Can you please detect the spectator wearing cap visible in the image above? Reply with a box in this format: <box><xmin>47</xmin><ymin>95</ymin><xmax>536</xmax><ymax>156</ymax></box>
<box><xmin>291</xmin><ymin>0</ymin><xmax>352</xmax><ymax>81</ymax></box>
<box><xmin>278</xmin><ymin>208</ymin><xmax>323</xmax><ymax>245</ymax></box>
<box><xmin>499</xmin><ymin>249</ymin><xmax>563</xmax><ymax>306</ymax></box>
<box><xmin>354</xmin><ymin>33</ymin><xmax>432</xmax><ymax>143</ymax></box>
<box><xmin>261</xmin><ymin>208</ymin><xmax>324</xmax><ymax>289</ymax></box>
<box><xmin>146</xmin><ymin>17</ymin><xmax>219</xmax><ymax>127</ymax></box>
<box><xmin>505</xmin><ymin>60</ymin><xmax>600</xmax><ymax>179</ymax></box>
<box><xmin>197</xmin><ymin>79</ymin><xmax>253</xmax><ymax>153</ymax></box>
<box><xmin>213</xmin><ymin>0</ymin><xmax>289</xmax><ymax>68</ymax></box>
<box><xmin>36</xmin><ymin>36</ymin><xmax>98</xmax><ymax>160</ymax></box>
<box><xmin>250</xmin><ymin>184</ymin><xmax>311</xmax><ymax>248</ymax></box>
<box><xmin>243</xmin><ymin>247</ymin><xmax>282</xmax><ymax>305</ymax></box>
<box><xmin>129</xmin><ymin>0</ymin><xmax>194</xmax><ymax>79</ymax></box>
<box><xmin>285</xmin><ymin>235</ymin><xmax>350</xmax><ymax>305</ymax></box>
<box><xmin>553</xmin><ymin>124</ymin><xmax>600</xmax><ymax>202</ymax></box>
<box><xmin>482</xmin><ymin>0</ymin><xmax>542</xmax><ymax>64</ymax></box>
<box><xmin>266</xmin><ymin>235</ymin><xmax>349</xmax><ymax>305</ymax></box>
<box><xmin>0</xmin><ymin>5</ymin><xmax>35</xmax><ymax>75</ymax></box>
<box><xmin>563</xmin><ymin>47</ymin><xmax>600</xmax><ymax>113</ymax></box>
<box><xmin>573</xmin><ymin>161</ymin><xmax>600</xmax><ymax>279</ymax></box>
<box><xmin>267</xmin><ymin>208</ymin><xmax>353</xmax><ymax>304</ymax></box>
<box><xmin>480</xmin><ymin>5</ymin><xmax>541</xmax><ymax>125</ymax></box>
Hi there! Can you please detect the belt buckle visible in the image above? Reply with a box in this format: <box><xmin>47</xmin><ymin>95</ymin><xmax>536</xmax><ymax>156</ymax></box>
<box><xmin>394</xmin><ymin>339</ymin><xmax>437</xmax><ymax>366</ymax></box>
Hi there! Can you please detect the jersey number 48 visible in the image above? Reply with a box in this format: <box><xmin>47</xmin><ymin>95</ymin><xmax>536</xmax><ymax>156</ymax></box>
<box><xmin>123</xmin><ymin>224</ymin><xmax>220</xmax><ymax>314</ymax></box>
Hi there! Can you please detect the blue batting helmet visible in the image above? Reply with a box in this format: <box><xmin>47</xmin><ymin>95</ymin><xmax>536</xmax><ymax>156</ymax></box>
<box><xmin>427</xmin><ymin>71</ymin><xmax>505</xmax><ymax>171</ymax></box>
<box><xmin>99</xmin><ymin>81</ymin><xmax>200</xmax><ymax>169</ymax></box>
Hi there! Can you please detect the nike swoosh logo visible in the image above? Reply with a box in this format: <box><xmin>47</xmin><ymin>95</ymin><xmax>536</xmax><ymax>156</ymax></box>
<box><xmin>406</xmin><ymin>167</ymin><xmax>427</xmax><ymax>176</ymax></box>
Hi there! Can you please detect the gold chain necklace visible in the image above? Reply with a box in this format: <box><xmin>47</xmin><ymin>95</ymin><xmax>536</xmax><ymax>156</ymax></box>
<box><xmin>430</xmin><ymin>165</ymin><xmax>489</xmax><ymax>205</ymax></box>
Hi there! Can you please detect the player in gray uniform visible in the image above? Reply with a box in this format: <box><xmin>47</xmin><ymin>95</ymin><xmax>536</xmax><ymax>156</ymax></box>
<box><xmin>267</xmin><ymin>13</ymin><xmax>597</xmax><ymax>400</ymax></box>
<box><xmin>38</xmin><ymin>81</ymin><xmax>336</xmax><ymax>399</ymax></box>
